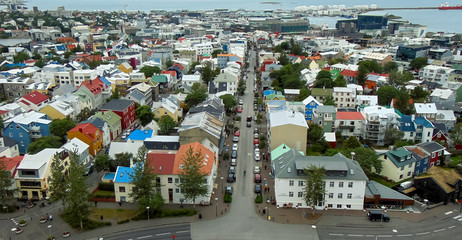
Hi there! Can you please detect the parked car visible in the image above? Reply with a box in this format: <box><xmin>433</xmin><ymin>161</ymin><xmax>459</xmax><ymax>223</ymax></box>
<box><xmin>232</xmin><ymin>144</ymin><xmax>238</xmax><ymax>151</ymax></box>
<box><xmin>254</xmin><ymin>148</ymin><xmax>260</xmax><ymax>154</ymax></box>
<box><xmin>227</xmin><ymin>173</ymin><xmax>236</xmax><ymax>183</ymax></box>
<box><xmin>226</xmin><ymin>186</ymin><xmax>234</xmax><ymax>195</ymax></box>
<box><xmin>134</xmin><ymin>122</ymin><xmax>140</xmax><ymax>129</ymax></box>
<box><xmin>231</xmin><ymin>158</ymin><xmax>237</xmax><ymax>166</ymax></box>
<box><xmin>254</xmin><ymin>152</ymin><xmax>260</xmax><ymax>161</ymax></box>
<box><xmin>231</xmin><ymin>150</ymin><xmax>237</xmax><ymax>159</ymax></box>
<box><xmin>247</xmin><ymin>122</ymin><xmax>251</xmax><ymax>128</ymax></box>
<box><xmin>83</xmin><ymin>164</ymin><xmax>94</xmax><ymax>176</ymax></box>
<box><xmin>228</xmin><ymin>166</ymin><xmax>236</xmax><ymax>174</ymax></box>
<box><xmin>239</xmin><ymin>99</ymin><xmax>244</xmax><ymax>105</ymax></box>
<box><xmin>254</xmin><ymin>174</ymin><xmax>261</xmax><ymax>183</ymax></box>
<box><xmin>254</xmin><ymin>138</ymin><xmax>259</xmax><ymax>145</ymax></box>
<box><xmin>254</xmin><ymin>133</ymin><xmax>259</xmax><ymax>138</ymax></box>
<box><xmin>237</xmin><ymin>107</ymin><xmax>243</xmax><ymax>113</ymax></box>
<box><xmin>367</xmin><ymin>210</ymin><xmax>390</xmax><ymax>222</ymax></box>
<box><xmin>234</xmin><ymin>130</ymin><xmax>240</xmax><ymax>136</ymax></box>
<box><xmin>247</xmin><ymin>116</ymin><xmax>252</xmax><ymax>122</ymax></box>
<box><xmin>254</xmin><ymin>166</ymin><xmax>260</xmax><ymax>174</ymax></box>
<box><xmin>233</xmin><ymin>136</ymin><xmax>239</xmax><ymax>142</ymax></box>
<box><xmin>254</xmin><ymin>128</ymin><xmax>259</xmax><ymax>134</ymax></box>
<box><xmin>254</xmin><ymin>184</ymin><xmax>262</xmax><ymax>193</ymax></box>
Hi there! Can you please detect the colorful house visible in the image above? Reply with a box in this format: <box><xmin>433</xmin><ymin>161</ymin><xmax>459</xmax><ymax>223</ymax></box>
<box><xmin>417</xmin><ymin>141</ymin><xmax>445</xmax><ymax>168</ymax></box>
<box><xmin>377</xmin><ymin>147</ymin><xmax>416</xmax><ymax>182</ymax></box>
<box><xmin>67</xmin><ymin>123</ymin><xmax>103</xmax><ymax>156</ymax></box>
<box><xmin>302</xmin><ymin>95</ymin><xmax>322</xmax><ymax>121</ymax></box>
<box><xmin>118</xmin><ymin>62</ymin><xmax>133</xmax><ymax>74</ymax></box>
<box><xmin>100</xmin><ymin>99</ymin><xmax>136</xmax><ymax>130</ymax></box>
<box><xmin>16</xmin><ymin>91</ymin><xmax>49</xmax><ymax>112</ymax></box>
<box><xmin>93</xmin><ymin>110</ymin><xmax>122</xmax><ymax>141</ymax></box>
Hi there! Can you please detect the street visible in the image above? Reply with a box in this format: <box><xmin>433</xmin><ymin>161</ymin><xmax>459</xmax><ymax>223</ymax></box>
<box><xmin>101</xmin><ymin>224</ymin><xmax>190</xmax><ymax>240</ymax></box>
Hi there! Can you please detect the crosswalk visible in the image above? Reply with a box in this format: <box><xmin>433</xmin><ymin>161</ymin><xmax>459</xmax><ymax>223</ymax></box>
<box><xmin>11</xmin><ymin>218</ymin><xmax>18</xmax><ymax>225</ymax></box>
<box><xmin>444</xmin><ymin>210</ymin><xmax>462</xmax><ymax>223</ymax></box>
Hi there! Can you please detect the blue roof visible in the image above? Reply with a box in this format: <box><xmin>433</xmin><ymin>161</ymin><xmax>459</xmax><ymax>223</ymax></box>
<box><xmin>414</xmin><ymin>116</ymin><xmax>433</xmax><ymax>128</ymax></box>
<box><xmin>127</xmin><ymin>129</ymin><xmax>153</xmax><ymax>141</ymax></box>
<box><xmin>399</xmin><ymin>115</ymin><xmax>415</xmax><ymax>132</ymax></box>
<box><xmin>114</xmin><ymin>166</ymin><xmax>133</xmax><ymax>183</ymax></box>
<box><xmin>263</xmin><ymin>90</ymin><xmax>275</xmax><ymax>96</ymax></box>
<box><xmin>99</xmin><ymin>76</ymin><xmax>111</xmax><ymax>87</ymax></box>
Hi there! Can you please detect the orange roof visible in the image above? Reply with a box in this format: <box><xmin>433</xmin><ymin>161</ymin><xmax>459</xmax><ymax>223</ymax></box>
<box><xmin>173</xmin><ymin>142</ymin><xmax>215</xmax><ymax>175</ymax></box>
<box><xmin>217</xmin><ymin>54</ymin><xmax>236</xmax><ymax>57</ymax></box>
<box><xmin>68</xmin><ymin>123</ymin><xmax>99</xmax><ymax>141</ymax></box>
<box><xmin>146</xmin><ymin>152</ymin><xmax>176</xmax><ymax>175</ymax></box>
<box><xmin>340</xmin><ymin>69</ymin><xmax>358</xmax><ymax>78</ymax></box>
<box><xmin>161</xmin><ymin>70</ymin><xmax>177</xmax><ymax>77</ymax></box>
<box><xmin>337</xmin><ymin>111</ymin><xmax>365</xmax><ymax>120</ymax></box>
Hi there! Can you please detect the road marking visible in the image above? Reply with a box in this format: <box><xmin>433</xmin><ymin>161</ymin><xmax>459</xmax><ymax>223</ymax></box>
<box><xmin>434</xmin><ymin>228</ymin><xmax>445</xmax><ymax>232</ymax></box>
<box><xmin>348</xmin><ymin>234</ymin><xmax>363</xmax><ymax>237</ymax></box>
<box><xmin>453</xmin><ymin>215</ymin><xmax>462</xmax><ymax>219</ymax></box>
<box><xmin>376</xmin><ymin>235</ymin><xmax>392</xmax><ymax>237</ymax></box>
<box><xmin>397</xmin><ymin>234</ymin><xmax>413</xmax><ymax>237</ymax></box>
<box><xmin>329</xmin><ymin>233</ymin><xmax>344</xmax><ymax>236</ymax></box>
<box><xmin>137</xmin><ymin>235</ymin><xmax>152</xmax><ymax>239</ymax></box>
<box><xmin>458</xmin><ymin>218</ymin><xmax>462</xmax><ymax>222</ymax></box>
<box><xmin>445</xmin><ymin>211</ymin><xmax>453</xmax><ymax>215</ymax></box>
<box><xmin>365</xmin><ymin>235</ymin><xmax>374</xmax><ymax>237</ymax></box>
<box><xmin>416</xmin><ymin>232</ymin><xmax>430</xmax><ymax>235</ymax></box>
<box><xmin>448</xmin><ymin>225</ymin><xmax>455</xmax><ymax>229</ymax></box>
<box><xmin>176</xmin><ymin>230</ymin><xmax>190</xmax><ymax>233</ymax></box>
<box><xmin>156</xmin><ymin>232</ymin><xmax>171</xmax><ymax>236</ymax></box>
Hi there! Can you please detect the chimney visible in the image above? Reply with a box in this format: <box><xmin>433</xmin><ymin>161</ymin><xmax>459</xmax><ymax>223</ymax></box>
<box><xmin>79</xmin><ymin>128</ymin><xmax>83</xmax><ymax>132</ymax></box>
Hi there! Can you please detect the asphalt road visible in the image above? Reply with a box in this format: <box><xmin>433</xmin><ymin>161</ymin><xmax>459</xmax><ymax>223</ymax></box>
<box><xmin>101</xmin><ymin>224</ymin><xmax>191</xmax><ymax>240</ymax></box>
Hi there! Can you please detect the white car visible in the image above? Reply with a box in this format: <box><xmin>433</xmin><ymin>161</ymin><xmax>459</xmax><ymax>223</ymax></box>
<box><xmin>254</xmin><ymin>152</ymin><xmax>260</xmax><ymax>161</ymax></box>
<box><xmin>232</xmin><ymin>144</ymin><xmax>238</xmax><ymax>151</ymax></box>
<box><xmin>254</xmin><ymin>148</ymin><xmax>260</xmax><ymax>154</ymax></box>
<box><xmin>254</xmin><ymin>166</ymin><xmax>261</xmax><ymax>174</ymax></box>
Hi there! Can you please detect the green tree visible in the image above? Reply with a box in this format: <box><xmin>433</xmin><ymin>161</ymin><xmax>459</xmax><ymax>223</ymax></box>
<box><xmin>129</xmin><ymin>147</ymin><xmax>164</xmax><ymax>214</ymax></box>
<box><xmin>34</xmin><ymin>59</ymin><xmax>45</xmax><ymax>68</ymax></box>
<box><xmin>211</xmin><ymin>49</ymin><xmax>224</xmax><ymax>58</ymax></box>
<box><xmin>158</xmin><ymin>115</ymin><xmax>176</xmax><ymax>135</ymax></box>
<box><xmin>278</xmin><ymin>53</ymin><xmax>289</xmax><ymax>66</ymax></box>
<box><xmin>27</xmin><ymin>136</ymin><xmax>62</xmax><ymax>154</ymax></box>
<box><xmin>188</xmin><ymin>61</ymin><xmax>200</xmax><ymax>74</ymax></box>
<box><xmin>411</xmin><ymin>86</ymin><xmax>429</xmax><ymax>101</ymax></box>
<box><xmin>110</xmin><ymin>87</ymin><xmax>120</xmax><ymax>100</ymax></box>
<box><xmin>139</xmin><ymin>66</ymin><xmax>161</xmax><ymax>78</ymax></box>
<box><xmin>343</xmin><ymin>136</ymin><xmax>361</xmax><ymax>149</ymax></box>
<box><xmin>328</xmin><ymin>58</ymin><xmax>347</xmax><ymax>65</ymax></box>
<box><xmin>165</xmin><ymin>60</ymin><xmax>173</xmax><ymax>68</ymax></box>
<box><xmin>333</xmin><ymin>75</ymin><xmax>347</xmax><ymax>87</ymax></box>
<box><xmin>0</xmin><ymin>160</ymin><xmax>13</xmax><ymax>208</ymax></box>
<box><xmin>88</xmin><ymin>60</ymin><xmax>101</xmax><ymax>69</ymax></box>
<box><xmin>64</xmin><ymin>152</ymin><xmax>89</xmax><ymax>230</ymax></box>
<box><xmin>316</xmin><ymin>70</ymin><xmax>332</xmax><ymax>80</ymax></box>
<box><xmin>395</xmin><ymin>140</ymin><xmax>415</xmax><ymax>148</ymax></box>
<box><xmin>237</xmin><ymin>80</ymin><xmax>246</xmax><ymax>95</ymax></box>
<box><xmin>76</xmin><ymin>107</ymin><xmax>95</xmax><ymax>122</ymax></box>
<box><xmin>94</xmin><ymin>154</ymin><xmax>110</xmax><ymax>172</ymax></box>
<box><xmin>290</xmin><ymin>44</ymin><xmax>303</xmax><ymax>56</ymax></box>
<box><xmin>324</xmin><ymin>96</ymin><xmax>335</xmax><ymax>106</ymax></box>
<box><xmin>13</xmin><ymin>51</ymin><xmax>30</xmax><ymax>63</ymax></box>
<box><xmin>394</xmin><ymin>88</ymin><xmax>413</xmax><ymax>115</ymax></box>
<box><xmin>303</xmin><ymin>165</ymin><xmax>326</xmax><ymax>216</ymax></box>
<box><xmin>307</xmin><ymin>123</ymin><xmax>324</xmax><ymax>145</ymax></box>
<box><xmin>389</xmin><ymin>70</ymin><xmax>414</xmax><ymax>86</ymax></box>
<box><xmin>377</xmin><ymin>86</ymin><xmax>399</xmax><ymax>106</ymax></box>
<box><xmin>178</xmin><ymin>147</ymin><xmax>209</xmax><ymax>208</ymax></box>
<box><xmin>135</xmin><ymin>105</ymin><xmax>154</xmax><ymax>126</ymax></box>
<box><xmin>452</xmin><ymin>123</ymin><xmax>462</xmax><ymax>145</ymax></box>
<box><xmin>383</xmin><ymin>62</ymin><xmax>398</xmax><ymax>73</ymax></box>
<box><xmin>48</xmin><ymin>154</ymin><xmax>67</xmax><ymax>206</ymax></box>
<box><xmin>346</xmin><ymin>147</ymin><xmax>382</xmax><ymax>175</ymax></box>
<box><xmin>185</xmin><ymin>83</ymin><xmax>207</xmax><ymax>107</ymax></box>
<box><xmin>384</xmin><ymin>128</ymin><xmax>405</xmax><ymax>146</ymax></box>
<box><xmin>410</xmin><ymin>57</ymin><xmax>427</xmax><ymax>70</ymax></box>
<box><xmin>201</xmin><ymin>65</ymin><xmax>213</xmax><ymax>84</ymax></box>
<box><xmin>280</xmin><ymin>41</ymin><xmax>290</xmax><ymax>50</ymax></box>
<box><xmin>50</xmin><ymin>118</ymin><xmax>76</xmax><ymax>143</ymax></box>
<box><xmin>219</xmin><ymin>94</ymin><xmax>237</xmax><ymax>113</ymax></box>
<box><xmin>295</xmin><ymin>87</ymin><xmax>311</xmax><ymax>101</ymax></box>
<box><xmin>113</xmin><ymin>152</ymin><xmax>132</xmax><ymax>168</ymax></box>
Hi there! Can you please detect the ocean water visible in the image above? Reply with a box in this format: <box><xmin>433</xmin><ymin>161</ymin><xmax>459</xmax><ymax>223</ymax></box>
<box><xmin>26</xmin><ymin>0</ymin><xmax>462</xmax><ymax>33</ymax></box>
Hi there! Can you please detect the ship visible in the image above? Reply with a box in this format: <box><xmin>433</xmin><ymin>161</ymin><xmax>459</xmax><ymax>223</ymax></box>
<box><xmin>438</xmin><ymin>2</ymin><xmax>462</xmax><ymax>10</ymax></box>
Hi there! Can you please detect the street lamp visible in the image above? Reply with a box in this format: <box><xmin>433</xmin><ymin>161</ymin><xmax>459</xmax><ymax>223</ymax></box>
<box><xmin>215</xmin><ymin>198</ymin><xmax>218</xmax><ymax>217</ymax></box>
<box><xmin>220</xmin><ymin>177</ymin><xmax>224</xmax><ymax>194</ymax></box>
<box><xmin>146</xmin><ymin>206</ymin><xmax>150</xmax><ymax>223</ymax></box>
<box><xmin>311</xmin><ymin>225</ymin><xmax>317</xmax><ymax>240</ymax></box>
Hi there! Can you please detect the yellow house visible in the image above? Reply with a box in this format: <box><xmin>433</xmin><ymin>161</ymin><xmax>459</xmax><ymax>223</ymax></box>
<box><xmin>152</xmin><ymin>98</ymin><xmax>182</xmax><ymax>122</ymax></box>
<box><xmin>41</xmin><ymin>105</ymin><xmax>66</xmax><ymax>120</ymax></box>
<box><xmin>118</xmin><ymin>62</ymin><xmax>133</xmax><ymax>74</ymax></box>
<box><xmin>14</xmin><ymin>149</ymin><xmax>70</xmax><ymax>200</ymax></box>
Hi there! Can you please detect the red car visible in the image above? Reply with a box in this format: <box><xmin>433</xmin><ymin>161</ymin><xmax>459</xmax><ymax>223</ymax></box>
<box><xmin>254</xmin><ymin>138</ymin><xmax>259</xmax><ymax>145</ymax></box>
<box><xmin>234</xmin><ymin>130</ymin><xmax>240</xmax><ymax>136</ymax></box>
<box><xmin>237</xmin><ymin>107</ymin><xmax>242</xmax><ymax>113</ymax></box>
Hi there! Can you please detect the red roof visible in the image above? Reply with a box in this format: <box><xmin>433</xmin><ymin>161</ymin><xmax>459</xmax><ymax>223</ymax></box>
<box><xmin>161</xmin><ymin>70</ymin><xmax>177</xmax><ymax>77</ymax></box>
<box><xmin>146</xmin><ymin>152</ymin><xmax>177</xmax><ymax>175</ymax></box>
<box><xmin>21</xmin><ymin>91</ymin><xmax>48</xmax><ymax>105</ymax></box>
<box><xmin>340</xmin><ymin>69</ymin><xmax>358</xmax><ymax>78</ymax></box>
<box><xmin>0</xmin><ymin>110</ymin><xmax>8</xmax><ymax>115</ymax></box>
<box><xmin>68</xmin><ymin>123</ymin><xmax>100</xmax><ymax>141</ymax></box>
<box><xmin>205</xmin><ymin>35</ymin><xmax>214</xmax><ymax>39</ymax></box>
<box><xmin>79</xmin><ymin>77</ymin><xmax>105</xmax><ymax>96</ymax></box>
<box><xmin>173</xmin><ymin>63</ymin><xmax>184</xmax><ymax>70</ymax></box>
<box><xmin>0</xmin><ymin>156</ymin><xmax>23</xmax><ymax>173</ymax></box>
<box><xmin>103</xmin><ymin>56</ymin><xmax>118</xmax><ymax>60</ymax></box>
<box><xmin>336</xmin><ymin>111</ymin><xmax>365</xmax><ymax>120</ymax></box>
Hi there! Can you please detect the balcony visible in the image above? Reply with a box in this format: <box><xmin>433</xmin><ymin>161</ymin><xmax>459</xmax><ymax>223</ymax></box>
<box><xmin>338</xmin><ymin>125</ymin><xmax>355</xmax><ymax>129</ymax></box>
<box><xmin>30</xmin><ymin>132</ymin><xmax>42</xmax><ymax>138</ymax></box>
<box><xmin>30</xmin><ymin>126</ymin><xmax>40</xmax><ymax>131</ymax></box>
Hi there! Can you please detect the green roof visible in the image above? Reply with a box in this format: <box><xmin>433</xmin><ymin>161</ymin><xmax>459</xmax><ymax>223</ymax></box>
<box><xmin>451</xmin><ymin>64</ymin><xmax>462</xmax><ymax>71</ymax></box>
<box><xmin>93</xmin><ymin>110</ymin><xmax>122</xmax><ymax>126</ymax></box>
<box><xmin>271</xmin><ymin>144</ymin><xmax>292</xmax><ymax>160</ymax></box>
<box><xmin>390</xmin><ymin>148</ymin><xmax>410</xmax><ymax>158</ymax></box>
<box><xmin>330</xmin><ymin>69</ymin><xmax>341</xmax><ymax>79</ymax></box>
<box><xmin>151</xmin><ymin>75</ymin><xmax>167</xmax><ymax>83</ymax></box>
<box><xmin>311</xmin><ymin>88</ymin><xmax>333</xmax><ymax>96</ymax></box>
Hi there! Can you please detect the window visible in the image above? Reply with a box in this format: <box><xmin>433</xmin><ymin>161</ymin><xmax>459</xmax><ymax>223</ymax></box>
<box><xmin>337</xmin><ymin>204</ymin><xmax>342</xmax><ymax>208</ymax></box>
<box><xmin>175</xmin><ymin>178</ymin><xmax>179</xmax><ymax>183</ymax></box>
<box><xmin>328</xmin><ymin>193</ymin><xmax>333</xmax><ymax>198</ymax></box>
<box><xmin>175</xmin><ymin>188</ymin><xmax>180</xmax><ymax>193</ymax></box>
<box><xmin>168</xmin><ymin>178</ymin><xmax>173</xmax><ymax>183</ymax></box>
<box><xmin>399</xmin><ymin>174</ymin><xmax>403</xmax><ymax>179</ymax></box>
<box><xmin>328</xmin><ymin>204</ymin><xmax>333</xmax><ymax>208</ymax></box>
<box><xmin>9</xmin><ymin>133</ymin><xmax>13</xmax><ymax>137</ymax></box>
<box><xmin>329</xmin><ymin>181</ymin><xmax>334</xmax><ymax>187</ymax></box>
<box><xmin>401</xmin><ymin>166</ymin><xmax>404</xmax><ymax>170</ymax></box>
<box><xmin>289</xmin><ymin>192</ymin><xmax>294</xmax><ymax>197</ymax></box>
<box><xmin>347</xmin><ymin>193</ymin><xmax>352</xmax><ymax>199</ymax></box>
<box><xmin>407</xmin><ymin>171</ymin><xmax>411</xmax><ymax>176</ymax></box>
<box><xmin>348</xmin><ymin>182</ymin><xmax>353</xmax><ymax>188</ymax></box>
<box><xmin>408</xmin><ymin>163</ymin><xmax>412</xmax><ymax>168</ymax></box>
<box><xmin>119</xmin><ymin>186</ymin><xmax>125</xmax><ymax>192</ymax></box>
<box><xmin>298</xmin><ymin>181</ymin><xmax>304</xmax><ymax>187</ymax></box>
<box><xmin>432</xmin><ymin>153</ymin><xmax>435</xmax><ymax>158</ymax></box>
<box><xmin>346</xmin><ymin>204</ymin><xmax>351</xmax><ymax>209</ymax></box>
<box><xmin>289</xmin><ymin>180</ymin><xmax>294</xmax><ymax>186</ymax></box>
<box><xmin>410</xmin><ymin>132</ymin><xmax>414</xmax><ymax>137</ymax></box>
<box><xmin>298</xmin><ymin>192</ymin><xmax>303</xmax><ymax>197</ymax></box>
<box><xmin>20</xmin><ymin>141</ymin><xmax>24</xmax><ymax>146</ymax></box>
<box><xmin>339</xmin><ymin>182</ymin><xmax>344</xmax><ymax>188</ymax></box>
<box><xmin>338</xmin><ymin>193</ymin><xmax>343</xmax><ymax>199</ymax></box>
<box><xmin>417</xmin><ymin>161</ymin><xmax>420</xmax><ymax>167</ymax></box>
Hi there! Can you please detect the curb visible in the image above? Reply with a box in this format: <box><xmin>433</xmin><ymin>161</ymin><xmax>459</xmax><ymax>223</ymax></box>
<box><xmin>84</xmin><ymin>221</ymin><xmax>193</xmax><ymax>239</ymax></box>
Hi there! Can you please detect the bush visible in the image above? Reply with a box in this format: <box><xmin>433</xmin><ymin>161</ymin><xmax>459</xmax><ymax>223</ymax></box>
<box><xmin>131</xmin><ymin>208</ymin><xmax>197</xmax><ymax>221</ymax></box>
<box><xmin>255</xmin><ymin>194</ymin><xmax>263</xmax><ymax>203</ymax></box>
<box><xmin>98</xmin><ymin>182</ymin><xmax>115</xmax><ymax>191</ymax></box>
<box><xmin>62</xmin><ymin>214</ymin><xmax>111</xmax><ymax>230</ymax></box>
<box><xmin>224</xmin><ymin>193</ymin><xmax>232</xmax><ymax>203</ymax></box>
<box><xmin>18</xmin><ymin>219</ymin><xmax>26</xmax><ymax>224</ymax></box>
<box><xmin>117</xmin><ymin>219</ymin><xmax>130</xmax><ymax>224</ymax></box>
<box><xmin>90</xmin><ymin>190</ymin><xmax>115</xmax><ymax>198</ymax></box>
<box><xmin>235</xmin><ymin>116</ymin><xmax>241</xmax><ymax>122</ymax></box>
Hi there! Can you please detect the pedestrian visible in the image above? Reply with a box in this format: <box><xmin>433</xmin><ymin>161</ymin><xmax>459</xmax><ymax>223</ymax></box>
<box><xmin>95</xmin><ymin>201</ymin><xmax>97</xmax><ymax>206</ymax></box>
<box><xmin>268</xmin><ymin>187</ymin><xmax>270</xmax><ymax>193</ymax></box>
<box><xmin>119</xmin><ymin>202</ymin><xmax>122</xmax><ymax>207</ymax></box>
<box><xmin>264</xmin><ymin>165</ymin><xmax>267</xmax><ymax>170</ymax></box>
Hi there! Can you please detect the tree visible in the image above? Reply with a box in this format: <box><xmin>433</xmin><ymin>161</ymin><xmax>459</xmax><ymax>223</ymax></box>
<box><xmin>0</xmin><ymin>160</ymin><xmax>13</xmax><ymax>208</ymax></box>
<box><xmin>384</xmin><ymin>128</ymin><xmax>405</xmax><ymax>146</ymax></box>
<box><xmin>303</xmin><ymin>165</ymin><xmax>326</xmax><ymax>216</ymax></box>
<box><xmin>280</xmin><ymin>41</ymin><xmax>290</xmax><ymax>50</ymax></box>
<box><xmin>178</xmin><ymin>146</ymin><xmax>209</xmax><ymax>208</ymax></box>
<box><xmin>328</xmin><ymin>58</ymin><xmax>347</xmax><ymax>65</ymax></box>
<box><xmin>139</xmin><ymin>66</ymin><xmax>161</xmax><ymax>78</ymax></box>
<box><xmin>201</xmin><ymin>65</ymin><xmax>213</xmax><ymax>84</ymax></box>
<box><xmin>165</xmin><ymin>60</ymin><xmax>173</xmax><ymax>68</ymax></box>
<box><xmin>50</xmin><ymin>118</ymin><xmax>76</xmax><ymax>143</ymax></box>
<box><xmin>13</xmin><ymin>51</ymin><xmax>30</xmax><ymax>63</ymax></box>
<box><xmin>76</xmin><ymin>107</ymin><xmax>95</xmax><ymax>122</ymax></box>
<box><xmin>451</xmin><ymin>123</ymin><xmax>462</xmax><ymax>145</ymax></box>
<box><xmin>410</xmin><ymin>57</ymin><xmax>427</xmax><ymax>70</ymax></box>
<box><xmin>135</xmin><ymin>105</ymin><xmax>154</xmax><ymax>126</ymax></box>
<box><xmin>185</xmin><ymin>83</ymin><xmax>207</xmax><ymax>107</ymax></box>
<box><xmin>307</xmin><ymin>123</ymin><xmax>324</xmax><ymax>145</ymax></box>
<box><xmin>377</xmin><ymin>86</ymin><xmax>399</xmax><ymax>106</ymax></box>
<box><xmin>219</xmin><ymin>94</ymin><xmax>237</xmax><ymax>113</ymax></box>
<box><xmin>278</xmin><ymin>53</ymin><xmax>289</xmax><ymax>66</ymax></box>
<box><xmin>316</xmin><ymin>70</ymin><xmax>332</xmax><ymax>80</ymax></box>
<box><xmin>343</xmin><ymin>136</ymin><xmax>361</xmax><ymax>149</ymax></box>
<box><xmin>64</xmin><ymin>152</ymin><xmax>89</xmax><ymax>230</ymax></box>
<box><xmin>188</xmin><ymin>61</ymin><xmax>200</xmax><ymax>74</ymax></box>
<box><xmin>94</xmin><ymin>154</ymin><xmax>110</xmax><ymax>172</ymax></box>
<box><xmin>158</xmin><ymin>115</ymin><xmax>176</xmax><ymax>135</ymax></box>
<box><xmin>324</xmin><ymin>96</ymin><xmax>335</xmax><ymax>106</ymax></box>
<box><xmin>211</xmin><ymin>49</ymin><xmax>224</xmax><ymax>58</ymax></box>
<box><xmin>34</xmin><ymin>59</ymin><xmax>45</xmax><ymax>68</ymax></box>
<box><xmin>295</xmin><ymin>87</ymin><xmax>311</xmax><ymax>101</ymax></box>
<box><xmin>347</xmin><ymin>147</ymin><xmax>382</xmax><ymax>175</ymax></box>
<box><xmin>389</xmin><ymin>70</ymin><xmax>414</xmax><ymax>86</ymax></box>
<box><xmin>383</xmin><ymin>62</ymin><xmax>398</xmax><ymax>73</ymax></box>
<box><xmin>314</xmin><ymin>77</ymin><xmax>333</xmax><ymax>88</ymax></box>
<box><xmin>109</xmin><ymin>87</ymin><xmax>120</xmax><ymax>100</ymax></box>
<box><xmin>113</xmin><ymin>152</ymin><xmax>132</xmax><ymax>169</ymax></box>
<box><xmin>411</xmin><ymin>86</ymin><xmax>429</xmax><ymax>101</ymax></box>
<box><xmin>48</xmin><ymin>154</ymin><xmax>67</xmax><ymax>206</ymax></box>
<box><xmin>333</xmin><ymin>75</ymin><xmax>346</xmax><ymax>87</ymax></box>
<box><xmin>129</xmin><ymin>147</ymin><xmax>164</xmax><ymax>214</ymax></box>
<box><xmin>27</xmin><ymin>136</ymin><xmax>62</xmax><ymax>154</ymax></box>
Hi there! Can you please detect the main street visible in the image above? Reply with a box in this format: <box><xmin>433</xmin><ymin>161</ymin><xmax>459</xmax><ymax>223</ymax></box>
<box><xmin>99</xmin><ymin>224</ymin><xmax>191</xmax><ymax>240</ymax></box>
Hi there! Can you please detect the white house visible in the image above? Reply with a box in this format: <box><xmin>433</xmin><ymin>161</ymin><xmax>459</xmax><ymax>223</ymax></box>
<box><xmin>333</xmin><ymin>87</ymin><xmax>356</xmax><ymax>109</ymax></box>
<box><xmin>414</xmin><ymin>103</ymin><xmax>438</xmax><ymax>121</ymax></box>
<box><xmin>361</xmin><ymin>106</ymin><xmax>400</xmax><ymax>146</ymax></box>
<box><xmin>62</xmin><ymin>138</ymin><xmax>91</xmax><ymax>165</ymax></box>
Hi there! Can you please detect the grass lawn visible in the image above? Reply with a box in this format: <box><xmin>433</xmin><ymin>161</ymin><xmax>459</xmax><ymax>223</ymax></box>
<box><xmin>90</xmin><ymin>208</ymin><xmax>140</xmax><ymax>222</ymax></box>
<box><xmin>451</xmin><ymin>155</ymin><xmax>462</xmax><ymax>165</ymax></box>
<box><xmin>369</xmin><ymin>174</ymin><xmax>412</xmax><ymax>188</ymax></box>
<box><xmin>91</xmin><ymin>190</ymin><xmax>115</xmax><ymax>198</ymax></box>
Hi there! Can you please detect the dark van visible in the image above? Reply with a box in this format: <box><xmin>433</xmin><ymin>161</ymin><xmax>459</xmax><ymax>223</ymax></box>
<box><xmin>367</xmin><ymin>210</ymin><xmax>390</xmax><ymax>222</ymax></box>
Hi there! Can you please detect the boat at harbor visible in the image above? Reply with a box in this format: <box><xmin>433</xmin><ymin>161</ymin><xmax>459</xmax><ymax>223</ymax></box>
<box><xmin>438</xmin><ymin>2</ymin><xmax>462</xmax><ymax>10</ymax></box>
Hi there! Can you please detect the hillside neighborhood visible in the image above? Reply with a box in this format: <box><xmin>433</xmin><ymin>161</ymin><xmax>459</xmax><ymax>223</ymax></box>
<box><xmin>0</xmin><ymin>5</ymin><xmax>462</xmax><ymax>238</ymax></box>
